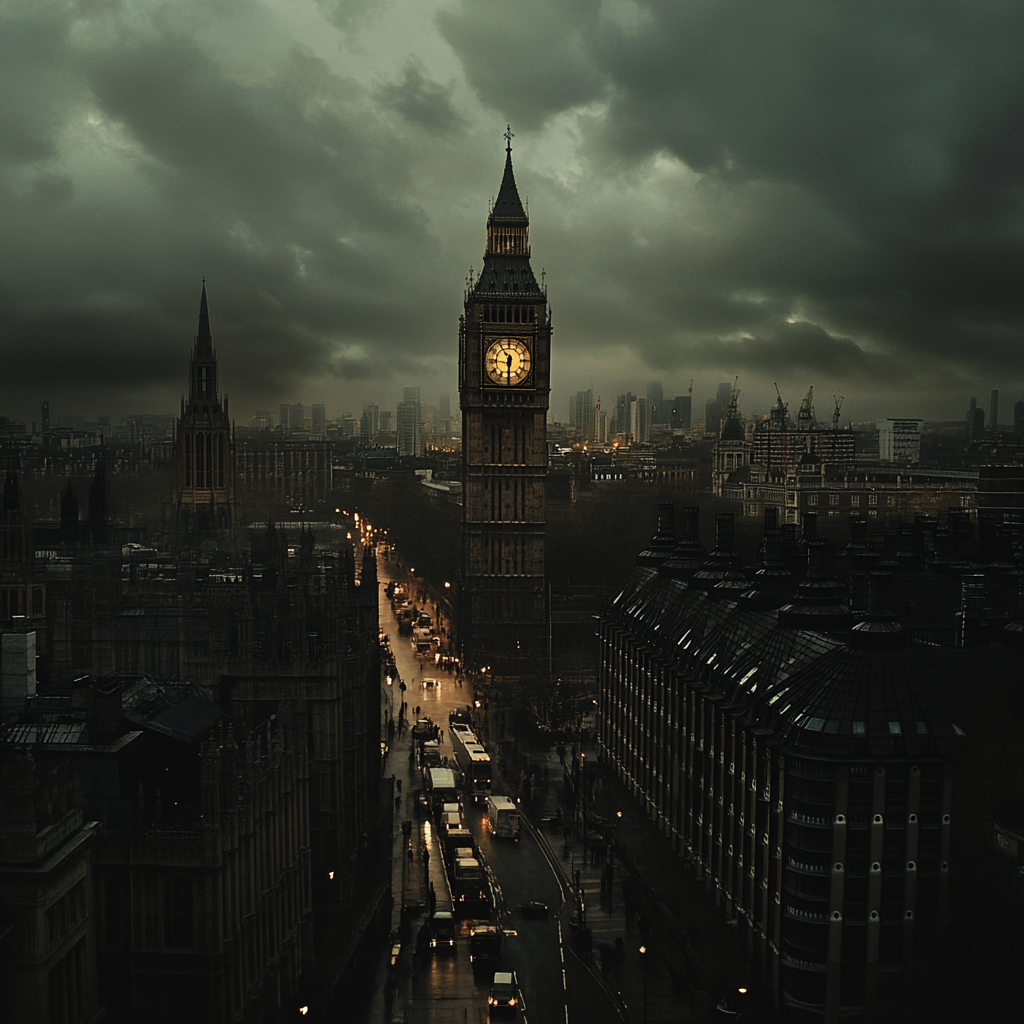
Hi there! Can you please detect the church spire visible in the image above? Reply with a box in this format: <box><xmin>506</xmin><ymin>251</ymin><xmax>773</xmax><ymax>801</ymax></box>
<box><xmin>196</xmin><ymin>278</ymin><xmax>212</xmax><ymax>352</ymax></box>
<box><xmin>189</xmin><ymin>279</ymin><xmax>218</xmax><ymax>400</ymax></box>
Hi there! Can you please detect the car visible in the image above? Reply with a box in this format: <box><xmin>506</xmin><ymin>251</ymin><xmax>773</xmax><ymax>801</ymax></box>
<box><xmin>422</xmin><ymin>677</ymin><xmax>442</xmax><ymax>688</ymax></box>
<box><xmin>488</xmin><ymin>970</ymin><xmax>522</xmax><ymax>1017</ymax></box>
<box><xmin>429</xmin><ymin>911</ymin><xmax>457</xmax><ymax>954</ymax></box>
<box><xmin>516</xmin><ymin>901</ymin><xmax>548</xmax><ymax>918</ymax></box>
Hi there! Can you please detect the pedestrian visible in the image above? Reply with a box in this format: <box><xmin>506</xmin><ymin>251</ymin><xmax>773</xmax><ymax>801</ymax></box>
<box><xmin>407</xmin><ymin>845</ymin><xmax>413</xmax><ymax>864</ymax></box>
<box><xmin>395</xmin><ymin>795</ymin><xmax>401</xmax><ymax>812</ymax></box>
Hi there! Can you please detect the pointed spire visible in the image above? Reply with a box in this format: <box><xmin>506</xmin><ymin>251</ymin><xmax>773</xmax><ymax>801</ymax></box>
<box><xmin>196</xmin><ymin>278</ymin><xmax>212</xmax><ymax>351</ymax></box>
<box><xmin>491</xmin><ymin>129</ymin><xmax>527</xmax><ymax>223</ymax></box>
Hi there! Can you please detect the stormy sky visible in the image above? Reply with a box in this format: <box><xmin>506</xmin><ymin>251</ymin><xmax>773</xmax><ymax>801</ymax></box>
<box><xmin>2</xmin><ymin>0</ymin><xmax>1022</xmax><ymax>427</ymax></box>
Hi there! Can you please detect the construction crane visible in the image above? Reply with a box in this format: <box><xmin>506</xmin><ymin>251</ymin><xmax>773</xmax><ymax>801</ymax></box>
<box><xmin>797</xmin><ymin>386</ymin><xmax>814</xmax><ymax>431</ymax></box>
<box><xmin>688</xmin><ymin>379</ymin><xmax>693</xmax><ymax>397</ymax></box>
<box><xmin>832</xmin><ymin>393</ymin><xmax>844</xmax><ymax>430</ymax></box>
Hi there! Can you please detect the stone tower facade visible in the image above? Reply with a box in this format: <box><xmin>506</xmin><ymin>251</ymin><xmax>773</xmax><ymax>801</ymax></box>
<box><xmin>459</xmin><ymin>133</ymin><xmax>550</xmax><ymax>682</ymax></box>
<box><xmin>172</xmin><ymin>282</ymin><xmax>235</xmax><ymax>539</ymax></box>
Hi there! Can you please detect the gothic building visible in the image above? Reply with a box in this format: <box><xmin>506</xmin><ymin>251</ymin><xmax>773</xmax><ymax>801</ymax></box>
<box><xmin>0</xmin><ymin>287</ymin><xmax>388</xmax><ymax>1021</ymax></box>
<box><xmin>172</xmin><ymin>282</ymin><xmax>235</xmax><ymax>540</ymax></box>
<box><xmin>459</xmin><ymin>132</ymin><xmax>551</xmax><ymax>682</ymax></box>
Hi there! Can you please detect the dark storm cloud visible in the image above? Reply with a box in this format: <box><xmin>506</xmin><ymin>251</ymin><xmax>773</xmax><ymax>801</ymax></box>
<box><xmin>377</xmin><ymin>61</ymin><xmax>464</xmax><ymax>135</ymax></box>
<box><xmin>1</xmin><ymin>0</ymin><xmax>1021</xmax><ymax>424</ymax></box>
<box><xmin>442</xmin><ymin>0</ymin><xmax>1024</xmax><ymax>414</ymax></box>
<box><xmin>0</xmin><ymin>1</ymin><xmax>469</xmax><ymax>420</ymax></box>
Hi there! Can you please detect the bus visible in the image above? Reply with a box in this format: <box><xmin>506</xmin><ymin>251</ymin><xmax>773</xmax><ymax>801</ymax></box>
<box><xmin>450</xmin><ymin>725</ymin><xmax>492</xmax><ymax>804</ymax></box>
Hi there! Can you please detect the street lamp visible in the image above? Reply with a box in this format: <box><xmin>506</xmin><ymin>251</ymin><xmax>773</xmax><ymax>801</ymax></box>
<box><xmin>639</xmin><ymin>945</ymin><xmax>649</xmax><ymax>1024</ymax></box>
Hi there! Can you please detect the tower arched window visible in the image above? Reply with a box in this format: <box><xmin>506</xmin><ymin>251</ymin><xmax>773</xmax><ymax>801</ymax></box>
<box><xmin>184</xmin><ymin>434</ymin><xmax>192</xmax><ymax>487</ymax></box>
<box><xmin>164</xmin><ymin>875</ymin><xmax>194</xmax><ymax>947</ymax></box>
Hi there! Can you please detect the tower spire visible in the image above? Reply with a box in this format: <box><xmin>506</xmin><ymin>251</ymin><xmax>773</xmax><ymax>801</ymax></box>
<box><xmin>196</xmin><ymin>278</ymin><xmax>212</xmax><ymax>352</ymax></box>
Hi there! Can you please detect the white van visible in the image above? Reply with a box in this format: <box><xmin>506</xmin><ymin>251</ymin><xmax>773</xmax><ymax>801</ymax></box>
<box><xmin>485</xmin><ymin>795</ymin><xmax>520</xmax><ymax>839</ymax></box>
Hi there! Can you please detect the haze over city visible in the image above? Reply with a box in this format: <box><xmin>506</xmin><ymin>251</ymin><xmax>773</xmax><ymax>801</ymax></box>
<box><xmin>2</xmin><ymin>1</ymin><xmax>1021</xmax><ymax>424</ymax></box>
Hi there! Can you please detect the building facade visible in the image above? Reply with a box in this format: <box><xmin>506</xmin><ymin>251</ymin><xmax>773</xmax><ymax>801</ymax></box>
<box><xmin>459</xmin><ymin>134</ymin><xmax>551</xmax><ymax>681</ymax></box>
<box><xmin>598</xmin><ymin>504</ymin><xmax>1020</xmax><ymax>1022</ymax></box>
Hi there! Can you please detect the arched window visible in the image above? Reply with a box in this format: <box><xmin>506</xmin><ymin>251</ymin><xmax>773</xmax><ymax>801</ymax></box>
<box><xmin>164</xmin><ymin>875</ymin><xmax>194</xmax><ymax>947</ymax></box>
<box><xmin>184</xmin><ymin>434</ymin><xmax>192</xmax><ymax>487</ymax></box>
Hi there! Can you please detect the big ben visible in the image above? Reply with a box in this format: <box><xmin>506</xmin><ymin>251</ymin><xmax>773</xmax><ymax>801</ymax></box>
<box><xmin>460</xmin><ymin>130</ymin><xmax>550</xmax><ymax>683</ymax></box>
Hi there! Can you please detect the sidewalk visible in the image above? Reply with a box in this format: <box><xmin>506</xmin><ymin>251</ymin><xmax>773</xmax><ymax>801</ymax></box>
<box><xmin>480</xmin><ymin>710</ymin><xmax>763</xmax><ymax>1023</ymax></box>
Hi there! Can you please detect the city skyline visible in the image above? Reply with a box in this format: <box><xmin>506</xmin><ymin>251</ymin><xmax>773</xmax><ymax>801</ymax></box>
<box><xmin>2</xmin><ymin>3</ymin><xmax>1022</xmax><ymax>424</ymax></box>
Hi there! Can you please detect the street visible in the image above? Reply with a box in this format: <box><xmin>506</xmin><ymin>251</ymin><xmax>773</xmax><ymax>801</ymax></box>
<box><xmin>353</xmin><ymin>553</ymin><xmax>622</xmax><ymax>1024</ymax></box>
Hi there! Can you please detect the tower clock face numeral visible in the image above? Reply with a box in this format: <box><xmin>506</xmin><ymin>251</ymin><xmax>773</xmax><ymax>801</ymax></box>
<box><xmin>484</xmin><ymin>337</ymin><xmax>532</xmax><ymax>386</ymax></box>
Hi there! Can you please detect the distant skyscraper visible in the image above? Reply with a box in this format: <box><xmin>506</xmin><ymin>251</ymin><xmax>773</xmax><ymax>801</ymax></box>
<box><xmin>671</xmin><ymin>395</ymin><xmax>691</xmax><ymax>430</ymax></box>
<box><xmin>438</xmin><ymin>394</ymin><xmax>451</xmax><ymax>420</ymax></box>
<box><xmin>311</xmin><ymin>403</ymin><xmax>326</xmax><ymax>437</ymax></box>
<box><xmin>966</xmin><ymin>397</ymin><xmax>984</xmax><ymax>438</ymax></box>
<box><xmin>574</xmin><ymin>389</ymin><xmax>596</xmax><ymax>441</ymax></box>
<box><xmin>280</xmin><ymin>403</ymin><xmax>305</xmax><ymax>432</ymax></box>
<box><xmin>40</xmin><ymin>400</ymin><xmax>50</xmax><ymax>432</ymax></box>
<box><xmin>361</xmin><ymin>403</ymin><xmax>380</xmax><ymax>442</ymax></box>
<box><xmin>990</xmin><ymin>389</ymin><xmax>999</xmax><ymax>431</ymax></box>
<box><xmin>397</xmin><ymin>387</ymin><xmax>422</xmax><ymax>456</ymax></box>
<box><xmin>253</xmin><ymin>410</ymin><xmax>274</xmax><ymax>430</ymax></box>
<box><xmin>647</xmin><ymin>381</ymin><xmax>664</xmax><ymax>425</ymax></box>
<box><xmin>629</xmin><ymin>396</ymin><xmax>649</xmax><ymax>442</ymax></box>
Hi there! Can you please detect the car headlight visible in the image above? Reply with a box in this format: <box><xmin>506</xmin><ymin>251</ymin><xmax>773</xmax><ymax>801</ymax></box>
<box><xmin>509</xmin><ymin>997</ymin><xmax>517</xmax><ymax>1006</ymax></box>
<box><xmin>488</xmin><ymin>997</ymin><xmax>496</xmax><ymax>1006</ymax></box>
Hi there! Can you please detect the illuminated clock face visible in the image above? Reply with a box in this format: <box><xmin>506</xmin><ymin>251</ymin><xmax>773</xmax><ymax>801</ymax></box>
<box><xmin>484</xmin><ymin>337</ymin><xmax>532</xmax><ymax>386</ymax></box>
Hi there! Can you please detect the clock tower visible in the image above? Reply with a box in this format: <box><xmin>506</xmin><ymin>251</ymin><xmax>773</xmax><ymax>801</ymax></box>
<box><xmin>460</xmin><ymin>131</ymin><xmax>550</xmax><ymax>684</ymax></box>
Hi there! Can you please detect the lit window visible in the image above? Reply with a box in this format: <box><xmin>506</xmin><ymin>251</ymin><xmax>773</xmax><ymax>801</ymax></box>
<box><xmin>850</xmin><ymin>495</ymin><xmax>860</xmax><ymax>507</ymax></box>
<box><xmin>808</xmin><ymin>494</ymin><xmax>818</xmax><ymax>506</ymax></box>
<box><xmin>852</xmin><ymin>722</ymin><xmax>866</xmax><ymax>736</ymax></box>
<box><xmin>868</xmin><ymin>493</ymin><xmax>878</xmax><ymax>506</ymax></box>
<box><xmin>829</xmin><ymin>493</ymin><xmax>839</xmax><ymax>506</ymax></box>
<box><xmin>888</xmin><ymin>721</ymin><xmax>902</xmax><ymax>736</ymax></box>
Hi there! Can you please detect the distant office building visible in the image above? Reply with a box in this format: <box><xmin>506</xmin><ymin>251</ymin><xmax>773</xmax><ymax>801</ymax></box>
<box><xmin>252</xmin><ymin>410</ymin><xmax>274</xmax><ymax>430</ymax></box>
<box><xmin>671</xmin><ymin>395</ymin><xmax>691</xmax><ymax>430</ymax></box>
<box><xmin>280</xmin><ymin>403</ymin><xmax>305</xmax><ymax>432</ymax></box>
<box><xmin>877</xmin><ymin>418</ymin><xmax>922</xmax><ymax>464</ymax></box>
<box><xmin>40</xmin><ymin>400</ymin><xmax>50</xmax><ymax>432</ymax></box>
<box><xmin>611</xmin><ymin>393</ymin><xmax>635</xmax><ymax>437</ymax></box>
<box><xmin>361</xmin><ymin>403</ymin><xmax>380</xmax><ymax>442</ymax></box>
<box><xmin>438</xmin><ymin>394</ymin><xmax>451</xmax><ymax>420</ymax></box>
<box><xmin>1015</xmin><ymin>396</ymin><xmax>1024</xmax><ymax>435</ymax></box>
<box><xmin>397</xmin><ymin>387</ymin><xmax>423</xmax><ymax>457</ymax></box>
<box><xmin>989</xmin><ymin>389</ymin><xmax>998</xmax><ymax>431</ymax></box>
<box><xmin>311</xmin><ymin>403</ymin><xmax>326</xmax><ymax>438</ymax></box>
<box><xmin>574</xmin><ymin>389</ymin><xmax>596</xmax><ymax>442</ymax></box>
<box><xmin>379</xmin><ymin>410</ymin><xmax>393</xmax><ymax>433</ymax></box>
<box><xmin>647</xmin><ymin>381</ymin><xmax>664</xmax><ymax>425</ymax></box>
<box><xmin>629</xmin><ymin>396</ymin><xmax>649</xmax><ymax>442</ymax></box>
<box><xmin>966</xmin><ymin>397</ymin><xmax>984</xmax><ymax>438</ymax></box>
<box><xmin>704</xmin><ymin>383</ymin><xmax>731</xmax><ymax>435</ymax></box>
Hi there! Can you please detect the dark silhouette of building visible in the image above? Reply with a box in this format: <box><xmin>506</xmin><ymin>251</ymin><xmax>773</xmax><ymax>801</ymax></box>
<box><xmin>172</xmin><ymin>282</ymin><xmax>235</xmax><ymax>541</ymax></box>
<box><xmin>0</xmin><ymin>289</ymin><xmax>388</xmax><ymax>1022</ymax></box>
<box><xmin>460</xmin><ymin>131</ymin><xmax>551</xmax><ymax>682</ymax></box>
